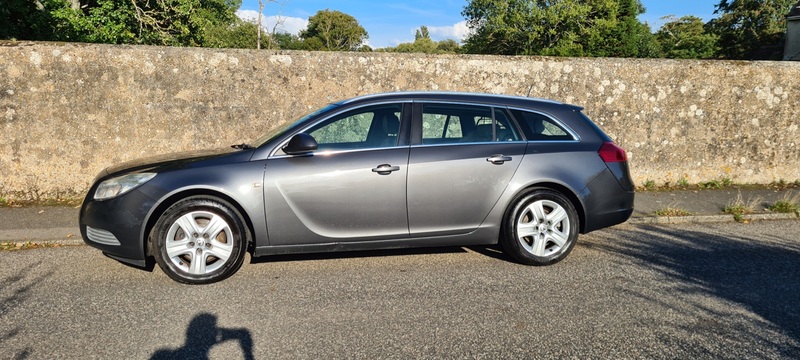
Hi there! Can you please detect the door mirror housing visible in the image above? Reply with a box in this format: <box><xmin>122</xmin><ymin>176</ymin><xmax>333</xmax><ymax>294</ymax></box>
<box><xmin>284</xmin><ymin>133</ymin><xmax>318</xmax><ymax>155</ymax></box>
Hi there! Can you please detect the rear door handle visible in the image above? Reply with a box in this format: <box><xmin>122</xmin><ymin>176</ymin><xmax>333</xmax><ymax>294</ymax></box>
<box><xmin>486</xmin><ymin>154</ymin><xmax>512</xmax><ymax>164</ymax></box>
<box><xmin>372</xmin><ymin>164</ymin><xmax>400</xmax><ymax>175</ymax></box>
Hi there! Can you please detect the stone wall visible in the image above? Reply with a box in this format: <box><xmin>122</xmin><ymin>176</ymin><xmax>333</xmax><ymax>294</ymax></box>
<box><xmin>1</xmin><ymin>41</ymin><xmax>799</xmax><ymax>199</ymax></box>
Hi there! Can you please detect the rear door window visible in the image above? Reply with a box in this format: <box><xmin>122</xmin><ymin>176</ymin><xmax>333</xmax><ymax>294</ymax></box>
<box><xmin>421</xmin><ymin>104</ymin><xmax>520</xmax><ymax>144</ymax></box>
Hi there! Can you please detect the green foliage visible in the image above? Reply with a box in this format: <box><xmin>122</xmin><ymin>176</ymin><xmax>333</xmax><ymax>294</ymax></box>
<box><xmin>48</xmin><ymin>0</ymin><xmax>139</xmax><ymax>44</ymax></box>
<box><xmin>0</xmin><ymin>0</ymin><xmax>64</xmax><ymax>40</ymax></box>
<box><xmin>656</xmin><ymin>16</ymin><xmax>719</xmax><ymax>59</ymax></box>
<box><xmin>770</xmin><ymin>200</ymin><xmax>798</xmax><ymax>214</ymax></box>
<box><xmin>701</xmin><ymin>180</ymin><xmax>719</xmax><ymax>189</ymax></box>
<box><xmin>436</xmin><ymin>39</ymin><xmax>461</xmax><ymax>53</ymax></box>
<box><xmin>299</xmin><ymin>9</ymin><xmax>368</xmax><ymax>51</ymax></box>
<box><xmin>416</xmin><ymin>26</ymin><xmax>430</xmax><ymax>41</ymax></box>
<box><xmin>461</xmin><ymin>0</ymin><xmax>657</xmax><ymax>57</ymax></box>
<box><xmin>381</xmin><ymin>26</ymin><xmax>462</xmax><ymax>54</ymax></box>
<box><xmin>699</xmin><ymin>179</ymin><xmax>727</xmax><ymax>189</ymax></box>
<box><xmin>708</xmin><ymin>0</ymin><xmax>795</xmax><ymax>60</ymax></box>
<box><xmin>724</xmin><ymin>192</ymin><xmax>761</xmax><ymax>222</ymax></box>
<box><xmin>722</xmin><ymin>178</ymin><xmax>734</xmax><ymax>187</ymax></box>
<box><xmin>270</xmin><ymin>32</ymin><xmax>306</xmax><ymax>50</ymax></box>
<box><xmin>1</xmin><ymin>0</ymin><xmax>250</xmax><ymax>48</ymax></box>
<box><xmin>204</xmin><ymin>19</ymin><xmax>259</xmax><ymax>49</ymax></box>
<box><xmin>654</xmin><ymin>207</ymin><xmax>691</xmax><ymax>217</ymax></box>
<box><xmin>768</xmin><ymin>191</ymin><xmax>800</xmax><ymax>214</ymax></box>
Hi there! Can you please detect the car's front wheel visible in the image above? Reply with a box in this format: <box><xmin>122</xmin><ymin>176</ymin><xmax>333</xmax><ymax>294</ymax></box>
<box><xmin>152</xmin><ymin>196</ymin><xmax>247</xmax><ymax>284</ymax></box>
<box><xmin>501</xmin><ymin>188</ymin><xmax>579</xmax><ymax>266</ymax></box>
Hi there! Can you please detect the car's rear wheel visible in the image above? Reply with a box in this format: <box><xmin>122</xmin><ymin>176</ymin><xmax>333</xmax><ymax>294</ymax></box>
<box><xmin>153</xmin><ymin>196</ymin><xmax>247</xmax><ymax>284</ymax></box>
<box><xmin>501</xmin><ymin>188</ymin><xmax>579</xmax><ymax>265</ymax></box>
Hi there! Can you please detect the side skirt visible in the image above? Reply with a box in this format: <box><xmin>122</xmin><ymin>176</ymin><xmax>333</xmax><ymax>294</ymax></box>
<box><xmin>253</xmin><ymin>227</ymin><xmax>499</xmax><ymax>257</ymax></box>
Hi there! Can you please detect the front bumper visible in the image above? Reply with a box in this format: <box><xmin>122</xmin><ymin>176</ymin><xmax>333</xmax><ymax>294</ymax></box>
<box><xmin>79</xmin><ymin>188</ymin><xmax>157</xmax><ymax>267</ymax></box>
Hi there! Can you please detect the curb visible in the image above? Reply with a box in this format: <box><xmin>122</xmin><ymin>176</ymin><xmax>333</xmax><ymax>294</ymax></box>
<box><xmin>0</xmin><ymin>238</ymin><xmax>85</xmax><ymax>247</ymax></box>
<box><xmin>629</xmin><ymin>213</ymin><xmax>799</xmax><ymax>225</ymax></box>
<box><xmin>0</xmin><ymin>227</ymin><xmax>83</xmax><ymax>247</ymax></box>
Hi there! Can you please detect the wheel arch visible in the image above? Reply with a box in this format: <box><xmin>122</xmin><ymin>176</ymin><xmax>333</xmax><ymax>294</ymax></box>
<box><xmin>143</xmin><ymin>189</ymin><xmax>256</xmax><ymax>257</ymax></box>
<box><xmin>508</xmin><ymin>182</ymin><xmax>587</xmax><ymax>234</ymax></box>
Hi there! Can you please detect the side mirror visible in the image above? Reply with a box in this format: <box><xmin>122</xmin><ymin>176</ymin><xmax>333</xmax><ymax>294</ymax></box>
<box><xmin>283</xmin><ymin>133</ymin><xmax>318</xmax><ymax>155</ymax></box>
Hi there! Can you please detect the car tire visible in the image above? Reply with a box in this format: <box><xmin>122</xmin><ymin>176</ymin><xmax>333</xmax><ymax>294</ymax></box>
<box><xmin>152</xmin><ymin>196</ymin><xmax>248</xmax><ymax>284</ymax></box>
<box><xmin>501</xmin><ymin>188</ymin><xmax>579</xmax><ymax>266</ymax></box>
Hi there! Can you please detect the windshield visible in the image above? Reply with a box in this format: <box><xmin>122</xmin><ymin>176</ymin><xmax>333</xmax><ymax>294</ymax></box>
<box><xmin>252</xmin><ymin>104</ymin><xmax>339</xmax><ymax>147</ymax></box>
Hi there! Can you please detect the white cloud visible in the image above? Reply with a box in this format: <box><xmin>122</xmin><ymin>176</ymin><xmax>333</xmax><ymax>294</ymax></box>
<box><xmin>273</xmin><ymin>16</ymin><xmax>309</xmax><ymax>35</ymax></box>
<box><xmin>236</xmin><ymin>10</ymin><xmax>308</xmax><ymax>35</ymax></box>
<box><xmin>427</xmin><ymin>21</ymin><xmax>473</xmax><ymax>42</ymax></box>
<box><xmin>236</xmin><ymin>9</ymin><xmax>259</xmax><ymax>22</ymax></box>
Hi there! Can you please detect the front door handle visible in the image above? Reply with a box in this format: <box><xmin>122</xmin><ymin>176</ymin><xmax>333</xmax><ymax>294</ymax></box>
<box><xmin>486</xmin><ymin>154</ymin><xmax>512</xmax><ymax>164</ymax></box>
<box><xmin>372</xmin><ymin>164</ymin><xmax>400</xmax><ymax>175</ymax></box>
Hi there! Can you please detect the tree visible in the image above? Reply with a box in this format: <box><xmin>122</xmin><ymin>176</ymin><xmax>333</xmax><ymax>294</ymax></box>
<box><xmin>299</xmin><ymin>9</ymin><xmax>368</xmax><ymax>51</ymax></box>
<box><xmin>436</xmin><ymin>39</ymin><xmax>461</xmax><ymax>53</ymax></box>
<box><xmin>708</xmin><ymin>0</ymin><xmax>795</xmax><ymax>60</ymax></box>
<box><xmin>461</xmin><ymin>0</ymin><xmax>657</xmax><ymax>57</ymax></box>
<box><xmin>583</xmin><ymin>0</ymin><xmax>660</xmax><ymax>58</ymax></box>
<box><xmin>381</xmin><ymin>26</ymin><xmax>462</xmax><ymax>54</ymax></box>
<box><xmin>415</xmin><ymin>25</ymin><xmax>430</xmax><ymax>41</ymax></box>
<box><xmin>271</xmin><ymin>31</ymin><xmax>305</xmax><ymax>49</ymax></box>
<box><xmin>0</xmin><ymin>0</ymin><xmax>58</xmax><ymax>40</ymax></box>
<box><xmin>256</xmin><ymin>0</ymin><xmax>290</xmax><ymax>50</ymax></box>
<box><xmin>48</xmin><ymin>0</ymin><xmax>141</xmax><ymax>44</ymax></box>
<box><xmin>1</xmin><ymin>0</ymin><xmax>249</xmax><ymax>48</ymax></box>
<box><xmin>656</xmin><ymin>15</ymin><xmax>719</xmax><ymax>59</ymax></box>
<box><xmin>204</xmin><ymin>18</ymin><xmax>259</xmax><ymax>49</ymax></box>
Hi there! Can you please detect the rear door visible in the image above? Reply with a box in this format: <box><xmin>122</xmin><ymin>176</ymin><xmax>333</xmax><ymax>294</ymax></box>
<box><xmin>406</xmin><ymin>102</ymin><xmax>527</xmax><ymax>236</ymax></box>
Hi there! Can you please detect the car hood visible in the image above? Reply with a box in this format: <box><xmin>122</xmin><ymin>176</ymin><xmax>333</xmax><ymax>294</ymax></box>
<box><xmin>103</xmin><ymin>147</ymin><xmax>240</xmax><ymax>177</ymax></box>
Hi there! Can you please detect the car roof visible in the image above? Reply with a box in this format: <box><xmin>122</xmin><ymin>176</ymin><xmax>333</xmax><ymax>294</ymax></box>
<box><xmin>334</xmin><ymin>91</ymin><xmax>584</xmax><ymax>111</ymax></box>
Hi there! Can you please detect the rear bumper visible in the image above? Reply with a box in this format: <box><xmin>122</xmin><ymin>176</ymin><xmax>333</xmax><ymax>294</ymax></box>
<box><xmin>581</xmin><ymin>168</ymin><xmax>635</xmax><ymax>233</ymax></box>
<box><xmin>582</xmin><ymin>199</ymin><xmax>634</xmax><ymax>233</ymax></box>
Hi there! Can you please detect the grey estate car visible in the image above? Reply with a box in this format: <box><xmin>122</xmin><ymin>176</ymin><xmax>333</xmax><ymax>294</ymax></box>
<box><xmin>80</xmin><ymin>92</ymin><xmax>634</xmax><ymax>284</ymax></box>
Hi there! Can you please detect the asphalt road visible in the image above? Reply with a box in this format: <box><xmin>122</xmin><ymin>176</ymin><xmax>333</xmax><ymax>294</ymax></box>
<box><xmin>2</xmin><ymin>220</ymin><xmax>799</xmax><ymax>359</ymax></box>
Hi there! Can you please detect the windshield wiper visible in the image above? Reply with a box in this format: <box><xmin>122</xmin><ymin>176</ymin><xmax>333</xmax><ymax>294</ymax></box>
<box><xmin>231</xmin><ymin>143</ymin><xmax>254</xmax><ymax>150</ymax></box>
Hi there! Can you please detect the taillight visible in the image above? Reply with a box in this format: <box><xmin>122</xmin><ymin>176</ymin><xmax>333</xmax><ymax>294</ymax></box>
<box><xmin>598</xmin><ymin>142</ymin><xmax>627</xmax><ymax>163</ymax></box>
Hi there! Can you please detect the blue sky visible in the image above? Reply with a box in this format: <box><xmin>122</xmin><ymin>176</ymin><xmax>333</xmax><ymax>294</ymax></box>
<box><xmin>237</xmin><ymin>0</ymin><xmax>721</xmax><ymax>49</ymax></box>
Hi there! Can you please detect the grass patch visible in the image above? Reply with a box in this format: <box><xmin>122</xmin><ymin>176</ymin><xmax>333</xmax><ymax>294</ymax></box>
<box><xmin>637</xmin><ymin>179</ymin><xmax>799</xmax><ymax>192</ymax></box>
<box><xmin>768</xmin><ymin>191</ymin><xmax>800</xmax><ymax>214</ymax></box>
<box><xmin>654</xmin><ymin>207</ymin><xmax>692</xmax><ymax>217</ymax></box>
<box><xmin>699</xmin><ymin>178</ymin><xmax>733</xmax><ymax>189</ymax></box>
<box><xmin>0</xmin><ymin>241</ymin><xmax>69</xmax><ymax>251</ymax></box>
<box><xmin>0</xmin><ymin>197</ymin><xmax>82</xmax><ymax>208</ymax></box>
<box><xmin>724</xmin><ymin>192</ymin><xmax>762</xmax><ymax>223</ymax></box>
<box><xmin>768</xmin><ymin>180</ymin><xmax>800</xmax><ymax>191</ymax></box>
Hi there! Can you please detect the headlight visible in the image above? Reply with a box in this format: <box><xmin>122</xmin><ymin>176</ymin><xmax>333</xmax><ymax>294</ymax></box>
<box><xmin>94</xmin><ymin>173</ymin><xmax>156</xmax><ymax>200</ymax></box>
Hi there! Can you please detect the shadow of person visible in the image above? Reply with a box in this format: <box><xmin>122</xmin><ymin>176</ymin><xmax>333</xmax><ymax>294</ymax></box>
<box><xmin>150</xmin><ymin>313</ymin><xmax>254</xmax><ymax>360</ymax></box>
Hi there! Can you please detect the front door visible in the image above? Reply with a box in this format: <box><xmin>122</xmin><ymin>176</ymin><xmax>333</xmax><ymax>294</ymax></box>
<box><xmin>264</xmin><ymin>104</ymin><xmax>410</xmax><ymax>245</ymax></box>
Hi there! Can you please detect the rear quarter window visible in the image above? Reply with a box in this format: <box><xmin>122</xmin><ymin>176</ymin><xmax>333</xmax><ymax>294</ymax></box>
<box><xmin>511</xmin><ymin>109</ymin><xmax>575</xmax><ymax>141</ymax></box>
